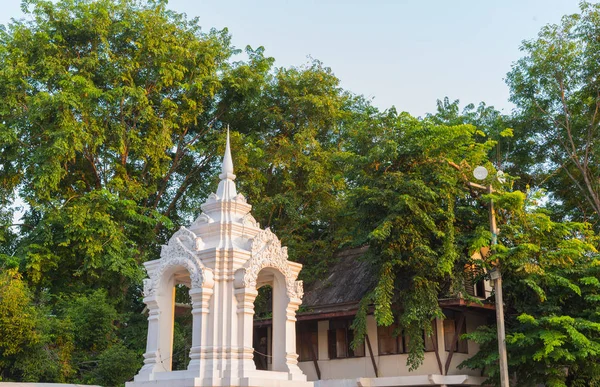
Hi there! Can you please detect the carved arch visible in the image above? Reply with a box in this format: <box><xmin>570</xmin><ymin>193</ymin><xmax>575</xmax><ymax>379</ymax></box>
<box><xmin>143</xmin><ymin>227</ymin><xmax>213</xmax><ymax>297</ymax></box>
<box><xmin>235</xmin><ymin>228</ymin><xmax>303</xmax><ymax>299</ymax></box>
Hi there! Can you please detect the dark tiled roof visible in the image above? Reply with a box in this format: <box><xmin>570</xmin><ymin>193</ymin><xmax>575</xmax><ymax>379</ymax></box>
<box><xmin>300</xmin><ymin>246</ymin><xmax>375</xmax><ymax>315</ymax></box>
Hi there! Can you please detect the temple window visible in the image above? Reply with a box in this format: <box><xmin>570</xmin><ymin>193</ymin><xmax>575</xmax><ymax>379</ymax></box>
<box><xmin>444</xmin><ymin>313</ymin><xmax>468</xmax><ymax>354</ymax></box>
<box><xmin>296</xmin><ymin>320</ymin><xmax>319</xmax><ymax>362</ymax></box>
<box><xmin>328</xmin><ymin>318</ymin><xmax>365</xmax><ymax>359</ymax></box>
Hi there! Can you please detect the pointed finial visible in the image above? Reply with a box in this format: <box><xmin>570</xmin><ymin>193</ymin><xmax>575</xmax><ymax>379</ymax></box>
<box><xmin>219</xmin><ymin>125</ymin><xmax>235</xmax><ymax>180</ymax></box>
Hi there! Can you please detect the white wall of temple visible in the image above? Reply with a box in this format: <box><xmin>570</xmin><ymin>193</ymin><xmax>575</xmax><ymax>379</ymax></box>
<box><xmin>446</xmin><ymin>311</ymin><xmax>487</xmax><ymax>376</ymax></box>
<box><xmin>297</xmin><ymin>312</ymin><xmax>487</xmax><ymax>381</ymax></box>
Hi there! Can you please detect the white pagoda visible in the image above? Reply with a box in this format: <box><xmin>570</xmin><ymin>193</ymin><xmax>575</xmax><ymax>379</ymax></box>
<box><xmin>127</xmin><ymin>131</ymin><xmax>311</xmax><ymax>387</ymax></box>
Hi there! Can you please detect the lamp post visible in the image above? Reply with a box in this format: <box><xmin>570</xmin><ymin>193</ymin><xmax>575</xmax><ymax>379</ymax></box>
<box><xmin>469</xmin><ymin>166</ymin><xmax>510</xmax><ymax>387</ymax></box>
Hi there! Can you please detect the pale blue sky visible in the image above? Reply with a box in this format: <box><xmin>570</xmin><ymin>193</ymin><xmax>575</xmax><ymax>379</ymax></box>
<box><xmin>0</xmin><ymin>0</ymin><xmax>584</xmax><ymax>116</ymax></box>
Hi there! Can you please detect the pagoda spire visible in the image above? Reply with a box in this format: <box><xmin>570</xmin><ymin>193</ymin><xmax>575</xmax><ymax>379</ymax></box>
<box><xmin>220</xmin><ymin>126</ymin><xmax>234</xmax><ymax>179</ymax></box>
<box><xmin>216</xmin><ymin>126</ymin><xmax>237</xmax><ymax>200</ymax></box>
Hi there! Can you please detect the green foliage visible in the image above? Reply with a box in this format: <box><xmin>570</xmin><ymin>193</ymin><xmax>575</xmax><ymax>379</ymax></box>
<box><xmin>0</xmin><ymin>270</ymin><xmax>75</xmax><ymax>382</ymax></box>
<box><xmin>227</xmin><ymin>60</ymin><xmax>351</xmax><ymax>279</ymax></box>
<box><xmin>10</xmin><ymin>315</ymin><xmax>75</xmax><ymax>382</ymax></box>
<box><xmin>93</xmin><ymin>343</ymin><xmax>140</xmax><ymax>387</ymax></box>
<box><xmin>350</xmin><ymin>294</ymin><xmax>372</xmax><ymax>352</ymax></box>
<box><xmin>373</xmin><ymin>262</ymin><xmax>395</xmax><ymax>327</ymax></box>
<box><xmin>1</xmin><ymin>0</ymin><xmax>599</xmax><ymax>385</ymax></box>
<box><xmin>506</xmin><ymin>1</ymin><xmax>600</xmax><ymax>227</ymax></box>
<box><xmin>426</xmin><ymin>97</ymin><xmax>512</xmax><ymax>167</ymax></box>
<box><xmin>460</xmin><ymin>191</ymin><xmax>600</xmax><ymax>386</ymax></box>
<box><xmin>62</xmin><ymin>289</ymin><xmax>118</xmax><ymax>353</ymax></box>
<box><xmin>0</xmin><ymin>269</ymin><xmax>39</xmax><ymax>361</ymax></box>
<box><xmin>8</xmin><ymin>289</ymin><xmax>138</xmax><ymax>384</ymax></box>
<box><xmin>253</xmin><ymin>285</ymin><xmax>273</xmax><ymax>320</ymax></box>
<box><xmin>171</xmin><ymin>312</ymin><xmax>193</xmax><ymax>372</ymax></box>
<box><xmin>0</xmin><ymin>0</ymin><xmax>239</xmax><ymax>300</ymax></box>
<box><xmin>0</xmin><ymin>0</ymin><xmax>352</xmax><ymax>380</ymax></box>
<box><xmin>344</xmin><ymin>107</ymin><xmax>495</xmax><ymax>369</ymax></box>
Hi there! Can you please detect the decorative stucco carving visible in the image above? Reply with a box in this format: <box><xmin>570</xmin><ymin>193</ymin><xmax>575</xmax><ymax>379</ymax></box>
<box><xmin>192</xmin><ymin>212</ymin><xmax>213</xmax><ymax>227</ymax></box>
<box><xmin>155</xmin><ymin>256</ymin><xmax>204</xmax><ymax>289</ymax></box>
<box><xmin>142</xmin><ymin>278</ymin><xmax>154</xmax><ymax>298</ymax></box>
<box><xmin>171</xmin><ymin>226</ymin><xmax>197</xmax><ymax>248</ymax></box>
<box><xmin>233</xmin><ymin>193</ymin><xmax>247</xmax><ymax>203</ymax></box>
<box><xmin>206</xmin><ymin>192</ymin><xmax>218</xmax><ymax>203</ymax></box>
<box><xmin>294</xmin><ymin>280</ymin><xmax>304</xmax><ymax>299</ymax></box>
<box><xmin>241</xmin><ymin>213</ymin><xmax>259</xmax><ymax>228</ymax></box>
<box><xmin>240</xmin><ymin>228</ymin><xmax>301</xmax><ymax>298</ymax></box>
<box><xmin>143</xmin><ymin>227</ymin><xmax>211</xmax><ymax>297</ymax></box>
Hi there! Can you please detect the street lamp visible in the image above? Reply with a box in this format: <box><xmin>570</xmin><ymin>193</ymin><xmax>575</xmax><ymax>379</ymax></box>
<box><xmin>468</xmin><ymin>166</ymin><xmax>510</xmax><ymax>387</ymax></box>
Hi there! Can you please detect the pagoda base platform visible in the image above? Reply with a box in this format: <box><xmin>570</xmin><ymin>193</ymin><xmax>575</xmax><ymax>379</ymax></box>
<box><xmin>126</xmin><ymin>369</ymin><xmax>313</xmax><ymax>387</ymax></box>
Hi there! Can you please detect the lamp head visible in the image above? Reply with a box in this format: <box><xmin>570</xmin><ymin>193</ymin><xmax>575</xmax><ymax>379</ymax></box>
<box><xmin>473</xmin><ymin>166</ymin><xmax>488</xmax><ymax>181</ymax></box>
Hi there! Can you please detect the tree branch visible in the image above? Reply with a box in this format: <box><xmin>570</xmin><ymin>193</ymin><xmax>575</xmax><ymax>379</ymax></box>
<box><xmin>151</xmin><ymin>127</ymin><xmax>190</xmax><ymax>210</ymax></box>
<box><xmin>153</xmin><ymin>153</ymin><xmax>215</xmax><ymax>234</ymax></box>
<box><xmin>83</xmin><ymin>149</ymin><xmax>102</xmax><ymax>189</ymax></box>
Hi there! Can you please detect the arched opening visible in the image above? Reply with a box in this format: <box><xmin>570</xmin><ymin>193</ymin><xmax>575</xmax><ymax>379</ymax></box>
<box><xmin>253</xmin><ymin>285</ymin><xmax>272</xmax><ymax>370</ymax></box>
<box><xmin>171</xmin><ymin>283</ymin><xmax>193</xmax><ymax>370</ymax></box>
<box><xmin>252</xmin><ymin>267</ymin><xmax>289</xmax><ymax>372</ymax></box>
<box><xmin>156</xmin><ymin>265</ymin><xmax>195</xmax><ymax>372</ymax></box>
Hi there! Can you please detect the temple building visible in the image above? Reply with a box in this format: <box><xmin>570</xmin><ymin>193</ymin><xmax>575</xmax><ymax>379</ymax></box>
<box><xmin>258</xmin><ymin>247</ymin><xmax>493</xmax><ymax>386</ymax></box>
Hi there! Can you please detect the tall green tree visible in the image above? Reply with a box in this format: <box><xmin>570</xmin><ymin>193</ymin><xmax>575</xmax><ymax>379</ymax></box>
<box><xmin>507</xmin><ymin>1</ymin><xmax>600</xmax><ymax>227</ymax></box>
<box><xmin>226</xmin><ymin>60</ymin><xmax>351</xmax><ymax>278</ymax></box>
<box><xmin>427</xmin><ymin>97</ymin><xmax>513</xmax><ymax>169</ymax></box>
<box><xmin>0</xmin><ymin>0</ymin><xmax>352</xmax><ymax>293</ymax></box>
<box><xmin>0</xmin><ymin>0</ymin><xmax>354</xmax><ymax>382</ymax></box>
<box><xmin>0</xmin><ymin>0</ymin><xmax>239</xmax><ymax>297</ymax></box>
<box><xmin>461</xmin><ymin>191</ymin><xmax>600</xmax><ymax>386</ymax></box>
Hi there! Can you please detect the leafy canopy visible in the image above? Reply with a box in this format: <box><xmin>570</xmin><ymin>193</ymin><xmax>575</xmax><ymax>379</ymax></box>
<box><xmin>344</xmin><ymin>107</ymin><xmax>495</xmax><ymax>369</ymax></box>
<box><xmin>507</xmin><ymin>1</ymin><xmax>600</xmax><ymax>228</ymax></box>
<box><xmin>461</xmin><ymin>190</ymin><xmax>600</xmax><ymax>386</ymax></box>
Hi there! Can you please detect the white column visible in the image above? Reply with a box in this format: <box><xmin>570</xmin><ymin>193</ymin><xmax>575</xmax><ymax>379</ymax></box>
<box><xmin>157</xmin><ymin>278</ymin><xmax>175</xmax><ymax>372</ymax></box>
<box><xmin>188</xmin><ymin>287</ymin><xmax>214</xmax><ymax>376</ymax></box>
<box><xmin>134</xmin><ymin>297</ymin><xmax>161</xmax><ymax>382</ymax></box>
<box><xmin>235</xmin><ymin>287</ymin><xmax>258</xmax><ymax>377</ymax></box>
<box><xmin>366</xmin><ymin>315</ymin><xmax>379</xmax><ymax>357</ymax></box>
<box><xmin>284</xmin><ymin>297</ymin><xmax>306</xmax><ymax>380</ymax></box>
<box><xmin>272</xmin><ymin>278</ymin><xmax>287</xmax><ymax>373</ymax></box>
